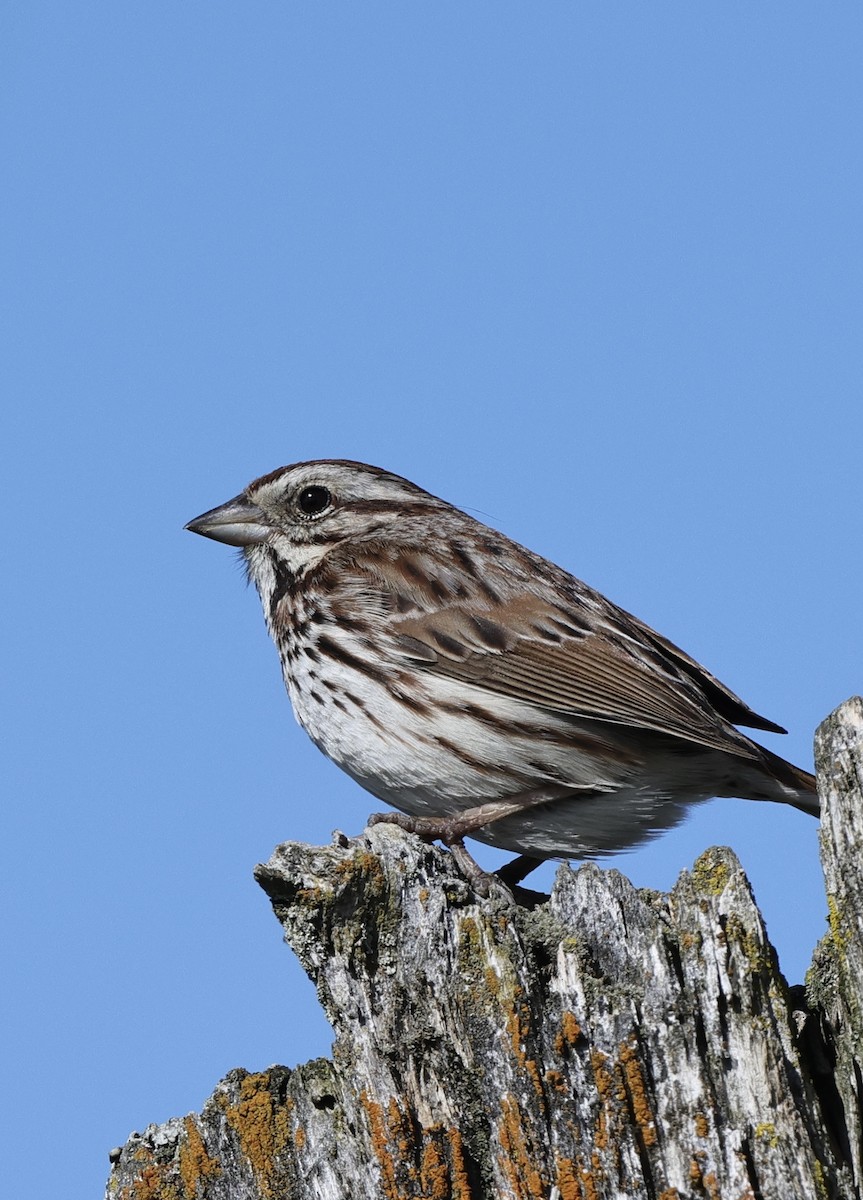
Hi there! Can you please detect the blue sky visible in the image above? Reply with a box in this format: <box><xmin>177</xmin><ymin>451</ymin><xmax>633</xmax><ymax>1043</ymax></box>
<box><xmin>3</xmin><ymin>5</ymin><xmax>862</xmax><ymax>1196</ymax></box>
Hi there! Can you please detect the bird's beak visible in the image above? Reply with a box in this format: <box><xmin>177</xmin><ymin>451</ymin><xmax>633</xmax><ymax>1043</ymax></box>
<box><xmin>185</xmin><ymin>495</ymin><xmax>273</xmax><ymax>547</ymax></box>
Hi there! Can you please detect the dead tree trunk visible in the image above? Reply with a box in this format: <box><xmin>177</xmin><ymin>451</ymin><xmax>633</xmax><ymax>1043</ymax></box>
<box><xmin>105</xmin><ymin>698</ymin><xmax>863</xmax><ymax>1200</ymax></box>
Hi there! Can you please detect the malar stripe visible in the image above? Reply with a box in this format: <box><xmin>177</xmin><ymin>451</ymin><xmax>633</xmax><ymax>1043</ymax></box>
<box><xmin>268</xmin><ymin>554</ymin><xmax>295</xmax><ymax>617</ymax></box>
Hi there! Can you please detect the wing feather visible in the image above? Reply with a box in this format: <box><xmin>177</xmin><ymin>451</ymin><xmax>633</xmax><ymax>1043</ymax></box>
<box><xmin>332</xmin><ymin>544</ymin><xmax>773</xmax><ymax>761</ymax></box>
<box><xmin>391</xmin><ymin>597</ymin><xmax>760</xmax><ymax>758</ymax></box>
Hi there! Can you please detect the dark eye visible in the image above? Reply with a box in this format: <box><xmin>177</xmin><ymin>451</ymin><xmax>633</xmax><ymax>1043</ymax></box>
<box><xmin>297</xmin><ymin>485</ymin><xmax>332</xmax><ymax>517</ymax></box>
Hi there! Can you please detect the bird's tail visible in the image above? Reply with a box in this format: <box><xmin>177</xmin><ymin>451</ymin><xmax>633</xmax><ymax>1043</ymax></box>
<box><xmin>760</xmin><ymin>747</ymin><xmax>820</xmax><ymax>816</ymax></box>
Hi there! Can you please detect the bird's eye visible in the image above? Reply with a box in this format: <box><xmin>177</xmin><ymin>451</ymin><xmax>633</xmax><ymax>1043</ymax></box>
<box><xmin>296</xmin><ymin>486</ymin><xmax>332</xmax><ymax>517</ymax></box>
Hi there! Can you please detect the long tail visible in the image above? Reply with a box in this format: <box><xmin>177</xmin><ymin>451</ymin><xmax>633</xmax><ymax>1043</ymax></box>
<box><xmin>760</xmin><ymin>747</ymin><xmax>819</xmax><ymax>816</ymax></box>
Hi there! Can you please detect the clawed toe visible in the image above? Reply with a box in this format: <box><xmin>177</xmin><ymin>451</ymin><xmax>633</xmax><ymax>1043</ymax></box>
<box><xmin>367</xmin><ymin>811</ymin><xmax>498</xmax><ymax>895</ymax></box>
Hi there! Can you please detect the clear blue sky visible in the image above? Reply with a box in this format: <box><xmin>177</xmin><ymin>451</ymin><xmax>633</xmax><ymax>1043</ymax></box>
<box><xmin>3</xmin><ymin>5</ymin><xmax>861</xmax><ymax>1196</ymax></box>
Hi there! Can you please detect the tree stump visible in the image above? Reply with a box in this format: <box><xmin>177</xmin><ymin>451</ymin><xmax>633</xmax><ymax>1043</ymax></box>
<box><xmin>105</xmin><ymin>698</ymin><xmax>863</xmax><ymax>1199</ymax></box>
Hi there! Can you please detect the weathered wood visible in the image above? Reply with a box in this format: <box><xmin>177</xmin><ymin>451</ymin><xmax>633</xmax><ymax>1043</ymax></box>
<box><xmin>105</xmin><ymin>699</ymin><xmax>863</xmax><ymax>1200</ymax></box>
<box><xmin>809</xmin><ymin>695</ymin><xmax>863</xmax><ymax>1192</ymax></box>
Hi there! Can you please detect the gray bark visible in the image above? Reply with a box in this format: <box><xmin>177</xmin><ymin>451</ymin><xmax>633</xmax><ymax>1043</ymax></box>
<box><xmin>105</xmin><ymin>698</ymin><xmax>863</xmax><ymax>1200</ymax></box>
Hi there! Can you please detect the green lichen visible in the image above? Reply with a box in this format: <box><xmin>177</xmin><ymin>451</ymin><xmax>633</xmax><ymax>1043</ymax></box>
<box><xmin>690</xmin><ymin>851</ymin><xmax>731</xmax><ymax>897</ymax></box>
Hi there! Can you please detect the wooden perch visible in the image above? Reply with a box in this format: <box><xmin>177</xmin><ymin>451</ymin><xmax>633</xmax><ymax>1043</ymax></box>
<box><xmin>105</xmin><ymin>698</ymin><xmax>863</xmax><ymax>1200</ymax></box>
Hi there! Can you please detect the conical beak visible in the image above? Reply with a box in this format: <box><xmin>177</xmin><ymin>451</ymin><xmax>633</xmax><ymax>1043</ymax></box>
<box><xmin>185</xmin><ymin>495</ymin><xmax>273</xmax><ymax>547</ymax></box>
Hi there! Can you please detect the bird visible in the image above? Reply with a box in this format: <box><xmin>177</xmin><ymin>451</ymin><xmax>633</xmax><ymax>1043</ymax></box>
<box><xmin>186</xmin><ymin>459</ymin><xmax>818</xmax><ymax>889</ymax></box>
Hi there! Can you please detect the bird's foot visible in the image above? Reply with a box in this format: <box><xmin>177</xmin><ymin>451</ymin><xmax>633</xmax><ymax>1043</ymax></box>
<box><xmin>367</xmin><ymin>811</ymin><xmax>499</xmax><ymax>896</ymax></box>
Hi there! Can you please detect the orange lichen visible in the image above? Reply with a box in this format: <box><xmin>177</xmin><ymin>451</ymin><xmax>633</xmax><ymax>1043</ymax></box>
<box><xmin>555</xmin><ymin>1010</ymin><xmax>583</xmax><ymax>1056</ymax></box>
<box><xmin>694</xmin><ymin>1111</ymin><xmax>709</xmax><ymax>1138</ymax></box>
<box><xmin>544</xmin><ymin>1068</ymin><xmax>568</xmax><ymax>1094</ymax></box>
<box><xmin>128</xmin><ymin>1164</ymin><xmax>180</xmax><ymax>1200</ymax></box>
<box><xmin>554</xmin><ymin>1155</ymin><xmax>583</xmax><ymax>1200</ymax></box>
<box><xmin>484</xmin><ymin>966</ymin><xmax>502</xmax><ymax>997</ymax></box>
<box><xmin>223</xmin><ymin>1072</ymin><xmax>293</xmax><ymax>1200</ymax></box>
<box><xmin>497</xmin><ymin>1093</ymin><xmax>546</xmax><ymax>1199</ymax></box>
<box><xmin>178</xmin><ymin>1118</ymin><xmax>220</xmax><ymax>1196</ymax></box>
<box><xmin>506</xmin><ymin>1002</ymin><xmax>546</xmax><ymax>1105</ymax></box>
<box><xmin>361</xmin><ymin>1092</ymin><xmax>401</xmax><ymax>1200</ymax></box>
<box><xmin>619</xmin><ymin>1039</ymin><xmax>656</xmax><ymax>1147</ymax></box>
<box><xmin>573</xmin><ymin>1153</ymin><xmax>603</xmax><ymax>1200</ymax></box>
<box><xmin>420</xmin><ymin>1137</ymin><xmax>450</xmax><ymax>1200</ymax></box>
<box><xmin>387</xmin><ymin>1096</ymin><xmax>413</xmax><ymax>1164</ymax></box>
<box><xmin>361</xmin><ymin>1092</ymin><xmax>472</xmax><ymax>1200</ymax></box>
<box><xmin>590</xmin><ymin>1050</ymin><xmax>612</xmax><ymax>1150</ymax></box>
<box><xmin>590</xmin><ymin>1050</ymin><xmax>612</xmax><ymax>1100</ymax></box>
<box><xmin>703</xmin><ymin>1172</ymin><xmax>721</xmax><ymax>1199</ymax></box>
<box><xmin>446</xmin><ymin>1126</ymin><xmax>472</xmax><ymax>1200</ymax></box>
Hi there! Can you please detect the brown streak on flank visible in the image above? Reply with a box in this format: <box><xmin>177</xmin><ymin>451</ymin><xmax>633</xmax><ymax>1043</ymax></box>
<box><xmin>343</xmin><ymin>692</ymin><xmax>390</xmax><ymax>734</ymax></box>
<box><xmin>316</xmin><ymin>634</ymin><xmax>389</xmax><ymax>687</ymax></box>
<box><xmin>390</xmin><ymin>681</ymin><xmax>431</xmax><ymax>717</ymax></box>
<box><xmin>331</xmin><ymin>612</ymin><xmax>366</xmax><ymax>632</ymax></box>
<box><xmin>525</xmin><ymin>759</ymin><xmax>572</xmax><ymax>785</ymax></box>
<box><xmin>436</xmin><ymin>699</ymin><xmax>503</xmax><ymax>725</ymax></box>
<box><xmin>434</xmin><ymin>735</ymin><xmax>489</xmax><ymax>773</ymax></box>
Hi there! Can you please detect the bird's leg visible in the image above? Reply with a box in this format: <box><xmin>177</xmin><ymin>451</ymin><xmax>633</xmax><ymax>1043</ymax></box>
<box><xmin>368</xmin><ymin>785</ymin><xmax>579</xmax><ymax>893</ymax></box>
<box><xmin>495</xmin><ymin>854</ymin><xmax>546</xmax><ymax>888</ymax></box>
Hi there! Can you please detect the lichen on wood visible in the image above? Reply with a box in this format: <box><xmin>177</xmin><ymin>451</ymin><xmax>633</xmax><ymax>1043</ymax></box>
<box><xmin>106</xmin><ymin>698</ymin><xmax>863</xmax><ymax>1200</ymax></box>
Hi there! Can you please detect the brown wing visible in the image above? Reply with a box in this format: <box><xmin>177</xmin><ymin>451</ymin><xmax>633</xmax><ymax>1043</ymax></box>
<box><xmin>390</xmin><ymin>592</ymin><xmax>762</xmax><ymax>759</ymax></box>
<box><xmin>614</xmin><ymin>607</ymin><xmax>786</xmax><ymax>734</ymax></box>
<box><xmin>329</xmin><ymin>538</ymin><xmax>774</xmax><ymax>760</ymax></box>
